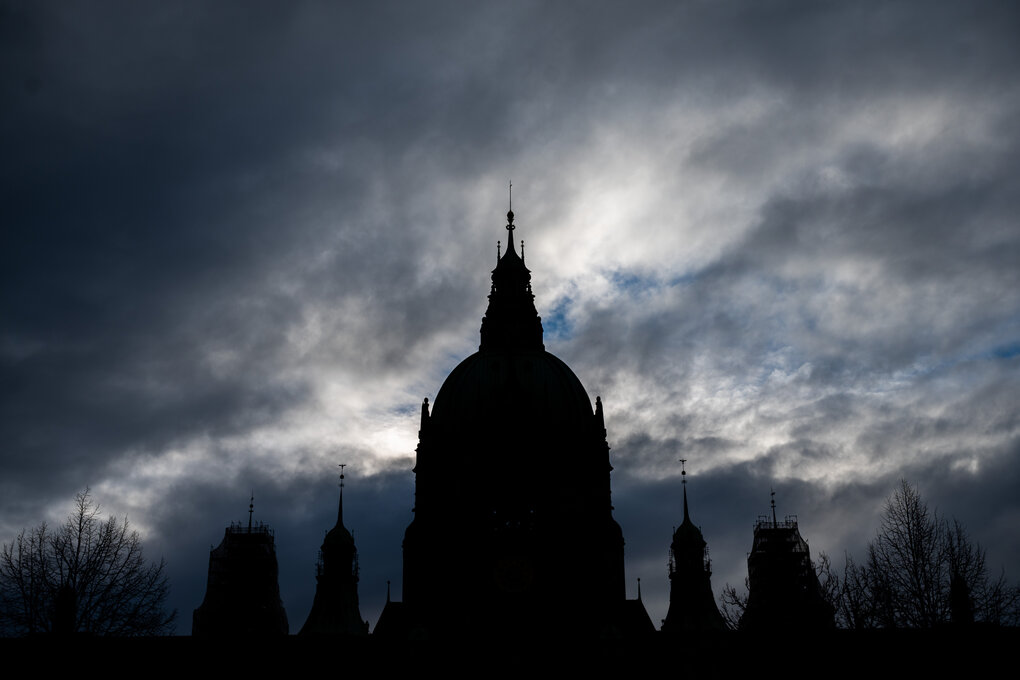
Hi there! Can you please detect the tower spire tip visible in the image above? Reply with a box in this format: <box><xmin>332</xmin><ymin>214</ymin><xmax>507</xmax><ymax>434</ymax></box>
<box><xmin>507</xmin><ymin>180</ymin><xmax>514</xmax><ymax>224</ymax></box>
<box><xmin>337</xmin><ymin>463</ymin><xmax>347</xmax><ymax>525</ymax></box>
<box><xmin>679</xmin><ymin>459</ymin><xmax>689</xmax><ymax>522</ymax></box>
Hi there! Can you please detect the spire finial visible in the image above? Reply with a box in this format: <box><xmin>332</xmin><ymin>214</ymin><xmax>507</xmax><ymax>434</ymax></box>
<box><xmin>637</xmin><ymin>577</ymin><xmax>643</xmax><ymax>601</ymax></box>
<box><xmin>497</xmin><ymin>240</ymin><xmax>501</xmax><ymax>262</ymax></box>
<box><xmin>386</xmin><ymin>580</ymin><xmax>391</xmax><ymax>603</ymax></box>
<box><xmin>337</xmin><ymin>463</ymin><xmax>347</xmax><ymax>525</ymax></box>
<box><xmin>248</xmin><ymin>491</ymin><xmax>254</xmax><ymax>533</ymax></box>
<box><xmin>680</xmin><ymin>459</ymin><xmax>689</xmax><ymax>522</ymax></box>
<box><xmin>520</xmin><ymin>239</ymin><xmax>525</xmax><ymax>264</ymax></box>
<box><xmin>770</xmin><ymin>487</ymin><xmax>777</xmax><ymax>528</ymax></box>
<box><xmin>505</xmin><ymin>181</ymin><xmax>516</xmax><ymax>248</ymax></box>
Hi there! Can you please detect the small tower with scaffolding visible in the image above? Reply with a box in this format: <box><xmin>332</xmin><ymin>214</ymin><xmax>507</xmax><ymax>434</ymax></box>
<box><xmin>739</xmin><ymin>490</ymin><xmax>834</xmax><ymax>630</ymax></box>
<box><xmin>192</xmin><ymin>494</ymin><xmax>289</xmax><ymax>636</ymax></box>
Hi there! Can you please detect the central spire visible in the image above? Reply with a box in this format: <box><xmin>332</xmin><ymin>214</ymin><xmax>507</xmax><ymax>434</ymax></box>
<box><xmin>507</xmin><ymin>180</ymin><xmax>515</xmax><ymax>250</ymax></box>
<box><xmin>479</xmin><ymin>206</ymin><xmax>544</xmax><ymax>352</ymax></box>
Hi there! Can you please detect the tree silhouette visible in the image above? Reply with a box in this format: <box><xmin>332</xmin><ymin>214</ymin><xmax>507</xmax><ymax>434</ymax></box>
<box><xmin>866</xmin><ymin>479</ymin><xmax>946</xmax><ymax>627</ymax></box>
<box><xmin>0</xmin><ymin>488</ymin><xmax>176</xmax><ymax>636</ymax></box>
<box><xmin>836</xmin><ymin>552</ymin><xmax>874</xmax><ymax>629</ymax></box>
<box><xmin>849</xmin><ymin>480</ymin><xmax>1020</xmax><ymax>628</ymax></box>
<box><xmin>718</xmin><ymin>579</ymin><xmax>749</xmax><ymax>630</ymax></box>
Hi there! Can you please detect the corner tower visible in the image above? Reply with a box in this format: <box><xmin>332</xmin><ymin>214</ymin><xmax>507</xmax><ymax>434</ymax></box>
<box><xmin>740</xmin><ymin>492</ymin><xmax>835</xmax><ymax>630</ymax></box>
<box><xmin>192</xmin><ymin>496</ymin><xmax>289</xmax><ymax>637</ymax></box>
<box><xmin>661</xmin><ymin>462</ymin><xmax>726</xmax><ymax>632</ymax></box>
<box><xmin>300</xmin><ymin>466</ymin><xmax>369</xmax><ymax>636</ymax></box>
<box><xmin>390</xmin><ymin>207</ymin><xmax>638</xmax><ymax>639</ymax></box>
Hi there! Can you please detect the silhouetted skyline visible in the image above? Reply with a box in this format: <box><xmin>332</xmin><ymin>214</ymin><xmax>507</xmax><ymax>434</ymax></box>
<box><xmin>2</xmin><ymin>1</ymin><xmax>1019</xmax><ymax>633</ymax></box>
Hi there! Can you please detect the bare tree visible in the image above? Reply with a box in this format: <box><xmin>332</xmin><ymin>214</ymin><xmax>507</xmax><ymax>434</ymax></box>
<box><xmin>0</xmin><ymin>488</ymin><xmax>176</xmax><ymax>636</ymax></box>
<box><xmin>814</xmin><ymin>551</ymin><xmax>841</xmax><ymax>616</ymax></box>
<box><xmin>847</xmin><ymin>480</ymin><xmax>1020</xmax><ymax>629</ymax></box>
<box><xmin>944</xmin><ymin>517</ymin><xmax>1020</xmax><ymax>626</ymax></box>
<box><xmin>837</xmin><ymin>552</ymin><xmax>875</xmax><ymax>629</ymax></box>
<box><xmin>975</xmin><ymin>568</ymin><xmax>1020</xmax><ymax>627</ymax></box>
<box><xmin>866</xmin><ymin>479</ymin><xmax>947</xmax><ymax>627</ymax></box>
<box><xmin>718</xmin><ymin>579</ymin><xmax>749</xmax><ymax>630</ymax></box>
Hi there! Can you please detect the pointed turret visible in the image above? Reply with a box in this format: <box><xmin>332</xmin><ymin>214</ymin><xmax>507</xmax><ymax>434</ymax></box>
<box><xmin>595</xmin><ymin>396</ymin><xmax>607</xmax><ymax>437</ymax></box>
<box><xmin>300</xmin><ymin>465</ymin><xmax>369</xmax><ymax>636</ymax></box>
<box><xmin>419</xmin><ymin>397</ymin><xmax>430</xmax><ymax>436</ymax></box>
<box><xmin>661</xmin><ymin>461</ymin><xmax>726</xmax><ymax>632</ymax></box>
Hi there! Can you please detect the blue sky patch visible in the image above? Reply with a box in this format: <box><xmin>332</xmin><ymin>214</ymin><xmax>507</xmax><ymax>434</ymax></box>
<box><xmin>609</xmin><ymin>270</ymin><xmax>660</xmax><ymax>296</ymax></box>
<box><xmin>544</xmin><ymin>296</ymin><xmax>575</xmax><ymax>341</ymax></box>
<box><xmin>991</xmin><ymin>341</ymin><xmax>1020</xmax><ymax>360</ymax></box>
<box><xmin>608</xmin><ymin>269</ymin><xmax>698</xmax><ymax>298</ymax></box>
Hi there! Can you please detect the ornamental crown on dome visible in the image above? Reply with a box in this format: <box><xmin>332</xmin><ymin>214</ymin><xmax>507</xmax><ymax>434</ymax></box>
<box><xmin>479</xmin><ymin>209</ymin><xmax>544</xmax><ymax>352</ymax></box>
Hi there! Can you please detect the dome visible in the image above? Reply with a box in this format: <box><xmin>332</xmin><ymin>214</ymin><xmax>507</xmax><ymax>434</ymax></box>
<box><xmin>424</xmin><ymin>208</ymin><xmax>598</xmax><ymax>438</ymax></box>
<box><xmin>393</xmin><ymin>208</ymin><xmax>630</xmax><ymax>638</ymax></box>
<box><xmin>429</xmin><ymin>349</ymin><xmax>595</xmax><ymax>433</ymax></box>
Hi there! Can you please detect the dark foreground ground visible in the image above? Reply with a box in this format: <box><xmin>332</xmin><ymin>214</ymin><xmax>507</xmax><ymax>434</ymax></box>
<box><xmin>1</xmin><ymin>628</ymin><xmax>1012</xmax><ymax>675</ymax></box>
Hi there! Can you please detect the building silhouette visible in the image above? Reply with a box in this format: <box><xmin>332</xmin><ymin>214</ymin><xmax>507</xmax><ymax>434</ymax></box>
<box><xmin>739</xmin><ymin>493</ymin><xmax>835</xmax><ymax>630</ymax></box>
<box><xmin>661</xmin><ymin>463</ymin><xmax>726</xmax><ymax>632</ymax></box>
<box><xmin>187</xmin><ymin>208</ymin><xmax>847</xmax><ymax>640</ymax></box>
<box><xmin>192</xmin><ymin>496</ymin><xmax>289</xmax><ymax>636</ymax></box>
<box><xmin>300</xmin><ymin>466</ymin><xmax>369</xmax><ymax>636</ymax></box>
<box><xmin>377</xmin><ymin>207</ymin><xmax>652</xmax><ymax>639</ymax></box>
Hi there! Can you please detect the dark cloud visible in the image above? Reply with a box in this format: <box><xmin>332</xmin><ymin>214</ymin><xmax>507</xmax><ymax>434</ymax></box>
<box><xmin>2</xmin><ymin>0</ymin><xmax>1019</xmax><ymax>633</ymax></box>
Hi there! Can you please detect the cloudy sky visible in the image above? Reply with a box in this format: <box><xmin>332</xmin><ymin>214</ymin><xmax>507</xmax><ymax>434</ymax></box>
<box><xmin>3</xmin><ymin>0</ymin><xmax>1019</xmax><ymax>633</ymax></box>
